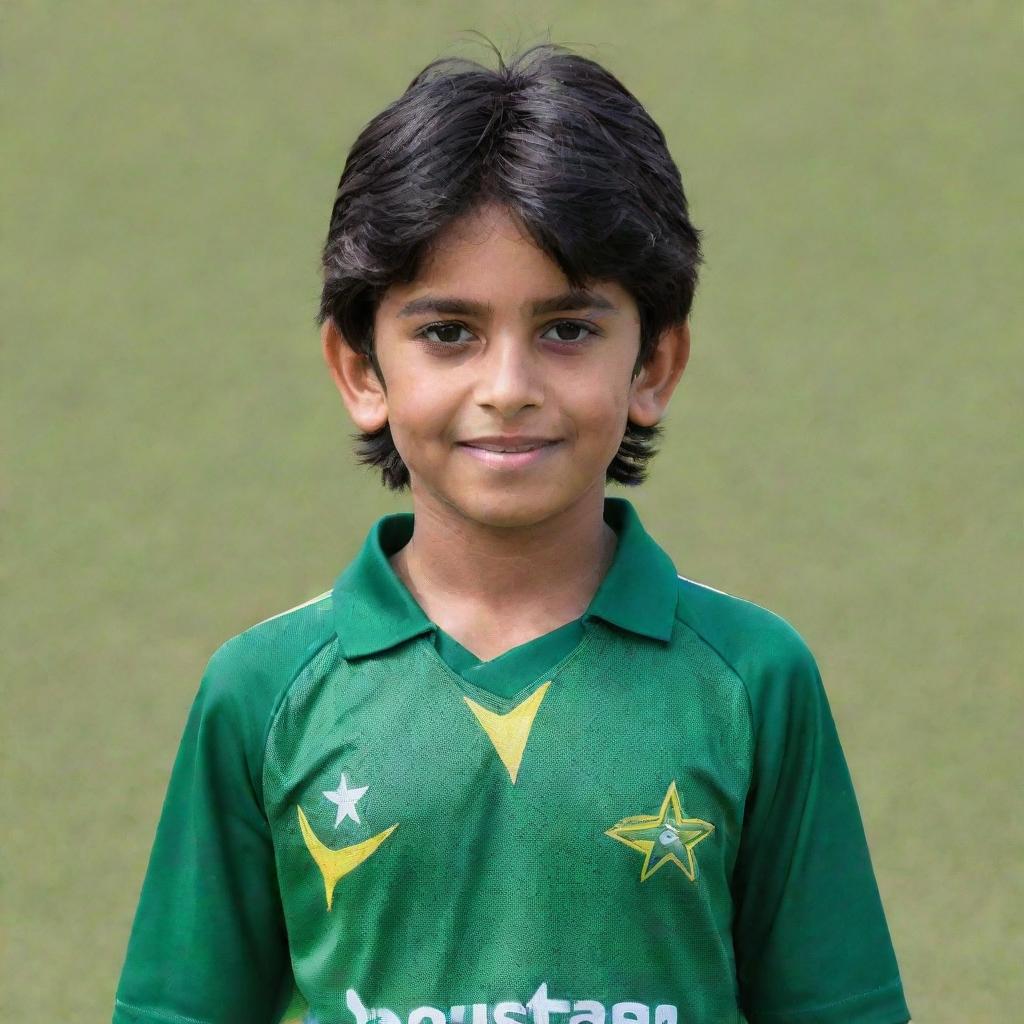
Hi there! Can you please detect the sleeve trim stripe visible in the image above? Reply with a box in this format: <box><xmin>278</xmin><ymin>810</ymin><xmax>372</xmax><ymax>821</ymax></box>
<box><xmin>676</xmin><ymin>572</ymin><xmax>772</xmax><ymax>611</ymax></box>
<box><xmin>250</xmin><ymin>589</ymin><xmax>332</xmax><ymax>629</ymax></box>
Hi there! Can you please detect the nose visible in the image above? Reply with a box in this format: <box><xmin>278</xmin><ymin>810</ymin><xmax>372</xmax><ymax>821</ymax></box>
<box><xmin>472</xmin><ymin>331</ymin><xmax>545</xmax><ymax>416</ymax></box>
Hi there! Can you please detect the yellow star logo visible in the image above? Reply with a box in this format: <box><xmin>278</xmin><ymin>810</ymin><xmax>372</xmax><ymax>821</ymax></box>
<box><xmin>605</xmin><ymin>780</ymin><xmax>714</xmax><ymax>882</ymax></box>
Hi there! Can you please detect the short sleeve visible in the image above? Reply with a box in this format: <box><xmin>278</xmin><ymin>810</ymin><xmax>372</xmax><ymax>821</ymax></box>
<box><xmin>113</xmin><ymin>644</ymin><xmax>293</xmax><ymax>1024</ymax></box>
<box><xmin>732</xmin><ymin>636</ymin><xmax>911</xmax><ymax>1024</ymax></box>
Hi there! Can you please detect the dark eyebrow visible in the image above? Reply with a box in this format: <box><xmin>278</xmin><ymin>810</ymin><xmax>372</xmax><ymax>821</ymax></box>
<box><xmin>397</xmin><ymin>289</ymin><xmax>618</xmax><ymax>319</ymax></box>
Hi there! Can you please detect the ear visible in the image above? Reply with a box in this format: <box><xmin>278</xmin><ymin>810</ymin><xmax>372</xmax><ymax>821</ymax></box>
<box><xmin>321</xmin><ymin>318</ymin><xmax>389</xmax><ymax>433</ymax></box>
<box><xmin>627</xmin><ymin>319</ymin><xmax>691</xmax><ymax>428</ymax></box>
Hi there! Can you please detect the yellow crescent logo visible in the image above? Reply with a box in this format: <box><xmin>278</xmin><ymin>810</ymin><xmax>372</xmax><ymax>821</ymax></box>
<box><xmin>297</xmin><ymin>806</ymin><xmax>398</xmax><ymax>910</ymax></box>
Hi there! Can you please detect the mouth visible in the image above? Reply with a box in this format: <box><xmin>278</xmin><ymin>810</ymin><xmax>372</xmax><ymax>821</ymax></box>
<box><xmin>457</xmin><ymin>440</ymin><xmax>561</xmax><ymax>469</ymax></box>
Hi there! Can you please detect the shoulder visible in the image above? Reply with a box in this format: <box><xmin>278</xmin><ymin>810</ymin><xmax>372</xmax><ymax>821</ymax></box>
<box><xmin>196</xmin><ymin>588</ymin><xmax>338</xmax><ymax>753</ymax></box>
<box><xmin>209</xmin><ymin>588</ymin><xmax>336</xmax><ymax>677</ymax></box>
<box><xmin>673</xmin><ymin>573</ymin><xmax>823</xmax><ymax>728</ymax></box>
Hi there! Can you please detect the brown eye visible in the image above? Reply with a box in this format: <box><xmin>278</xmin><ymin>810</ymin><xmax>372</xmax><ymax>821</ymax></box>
<box><xmin>542</xmin><ymin>321</ymin><xmax>598</xmax><ymax>344</ymax></box>
<box><xmin>419</xmin><ymin>323</ymin><xmax>471</xmax><ymax>346</ymax></box>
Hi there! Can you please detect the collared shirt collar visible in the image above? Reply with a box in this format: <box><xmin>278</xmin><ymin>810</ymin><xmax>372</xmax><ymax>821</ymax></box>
<box><xmin>332</xmin><ymin>495</ymin><xmax>679</xmax><ymax>659</ymax></box>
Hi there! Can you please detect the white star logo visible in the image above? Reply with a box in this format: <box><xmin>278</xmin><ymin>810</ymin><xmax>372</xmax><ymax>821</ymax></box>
<box><xmin>322</xmin><ymin>772</ymin><xmax>369</xmax><ymax>827</ymax></box>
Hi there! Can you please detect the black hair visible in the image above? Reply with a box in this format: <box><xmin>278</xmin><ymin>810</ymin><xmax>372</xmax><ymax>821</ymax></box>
<box><xmin>317</xmin><ymin>38</ymin><xmax>704</xmax><ymax>490</ymax></box>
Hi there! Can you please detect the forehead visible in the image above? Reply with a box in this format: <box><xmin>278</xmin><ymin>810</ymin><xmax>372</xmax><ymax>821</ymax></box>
<box><xmin>378</xmin><ymin>202</ymin><xmax>635</xmax><ymax>316</ymax></box>
<box><xmin>428</xmin><ymin>202</ymin><xmax>533</xmax><ymax>254</ymax></box>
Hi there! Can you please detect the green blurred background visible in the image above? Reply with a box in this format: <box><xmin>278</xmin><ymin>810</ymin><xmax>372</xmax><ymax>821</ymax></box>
<box><xmin>5</xmin><ymin>2</ymin><xmax>1021</xmax><ymax>1020</ymax></box>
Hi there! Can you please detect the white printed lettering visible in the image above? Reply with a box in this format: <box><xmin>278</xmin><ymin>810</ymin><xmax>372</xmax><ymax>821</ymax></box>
<box><xmin>612</xmin><ymin>1004</ymin><xmax>649</xmax><ymax>1024</ymax></box>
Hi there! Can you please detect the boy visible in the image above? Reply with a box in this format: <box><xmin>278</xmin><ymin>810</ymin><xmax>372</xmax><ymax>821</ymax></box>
<box><xmin>113</xmin><ymin>42</ymin><xmax>911</xmax><ymax>1024</ymax></box>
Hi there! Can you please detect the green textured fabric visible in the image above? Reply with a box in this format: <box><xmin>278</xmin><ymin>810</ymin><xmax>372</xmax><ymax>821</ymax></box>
<box><xmin>112</xmin><ymin>496</ymin><xmax>911</xmax><ymax>1024</ymax></box>
<box><xmin>434</xmin><ymin>618</ymin><xmax>585</xmax><ymax>698</ymax></box>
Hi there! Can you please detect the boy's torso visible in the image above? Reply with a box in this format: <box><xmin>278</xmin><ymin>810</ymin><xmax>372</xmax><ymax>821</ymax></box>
<box><xmin>237</xmin><ymin>498</ymin><xmax>768</xmax><ymax>1024</ymax></box>
<box><xmin>266</xmin><ymin>614</ymin><xmax>752</xmax><ymax>1024</ymax></box>
<box><xmin>114</xmin><ymin>497</ymin><xmax>911</xmax><ymax>1024</ymax></box>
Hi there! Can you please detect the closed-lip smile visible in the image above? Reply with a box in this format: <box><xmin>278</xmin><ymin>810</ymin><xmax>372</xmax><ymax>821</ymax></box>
<box><xmin>459</xmin><ymin>436</ymin><xmax>559</xmax><ymax>452</ymax></box>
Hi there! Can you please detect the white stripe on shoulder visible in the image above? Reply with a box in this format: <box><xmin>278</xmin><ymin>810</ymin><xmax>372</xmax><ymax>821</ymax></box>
<box><xmin>251</xmin><ymin>589</ymin><xmax>332</xmax><ymax>628</ymax></box>
<box><xmin>676</xmin><ymin>573</ymin><xmax>776</xmax><ymax>616</ymax></box>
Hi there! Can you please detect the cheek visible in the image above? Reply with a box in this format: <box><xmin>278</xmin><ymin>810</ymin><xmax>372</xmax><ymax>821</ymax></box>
<box><xmin>385</xmin><ymin>378</ymin><xmax>454</xmax><ymax>454</ymax></box>
<box><xmin>568</xmin><ymin>376</ymin><xmax>632</xmax><ymax>443</ymax></box>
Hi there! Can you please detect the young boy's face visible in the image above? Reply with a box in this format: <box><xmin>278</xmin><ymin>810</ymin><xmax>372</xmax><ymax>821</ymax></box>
<box><xmin>324</xmin><ymin>202</ymin><xmax>689</xmax><ymax>530</ymax></box>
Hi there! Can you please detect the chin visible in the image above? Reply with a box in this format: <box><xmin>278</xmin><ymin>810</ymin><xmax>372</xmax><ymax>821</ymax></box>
<box><xmin>444</xmin><ymin>485</ymin><xmax>579</xmax><ymax>530</ymax></box>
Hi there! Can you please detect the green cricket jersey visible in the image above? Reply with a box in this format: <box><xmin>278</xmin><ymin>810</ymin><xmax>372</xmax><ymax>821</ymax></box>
<box><xmin>113</xmin><ymin>496</ymin><xmax>910</xmax><ymax>1024</ymax></box>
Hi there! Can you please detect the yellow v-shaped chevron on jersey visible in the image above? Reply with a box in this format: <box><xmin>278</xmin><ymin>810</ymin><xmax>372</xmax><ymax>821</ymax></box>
<box><xmin>463</xmin><ymin>681</ymin><xmax>551</xmax><ymax>784</ymax></box>
<box><xmin>297</xmin><ymin>806</ymin><xmax>398</xmax><ymax>911</ymax></box>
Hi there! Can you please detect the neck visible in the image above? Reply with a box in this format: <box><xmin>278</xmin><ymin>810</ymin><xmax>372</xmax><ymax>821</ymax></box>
<box><xmin>389</xmin><ymin>485</ymin><xmax>618</xmax><ymax>647</ymax></box>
